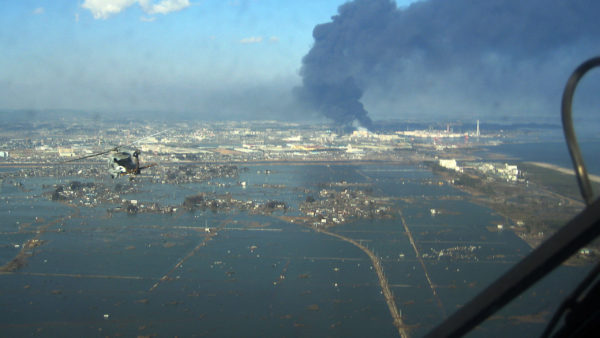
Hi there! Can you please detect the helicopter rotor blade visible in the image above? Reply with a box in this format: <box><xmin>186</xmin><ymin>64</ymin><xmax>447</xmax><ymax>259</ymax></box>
<box><xmin>58</xmin><ymin>129</ymin><xmax>168</xmax><ymax>166</ymax></box>
<box><xmin>60</xmin><ymin>147</ymin><xmax>118</xmax><ymax>163</ymax></box>
<box><xmin>121</xmin><ymin>129</ymin><xmax>171</xmax><ymax>149</ymax></box>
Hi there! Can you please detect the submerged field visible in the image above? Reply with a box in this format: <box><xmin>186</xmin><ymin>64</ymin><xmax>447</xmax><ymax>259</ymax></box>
<box><xmin>0</xmin><ymin>164</ymin><xmax>591</xmax><ymax>337</ymax></box>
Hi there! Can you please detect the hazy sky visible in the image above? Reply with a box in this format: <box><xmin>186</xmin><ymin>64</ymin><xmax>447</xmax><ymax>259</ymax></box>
<box><xmin>0</xmin><ymin>0</ymin><xmax>415</xmax><ymax>120</ymax></box>
<box><xmin>1</xmin><ymin>0</ymin><xmax>598</xmax><ymax>125</ymax></box>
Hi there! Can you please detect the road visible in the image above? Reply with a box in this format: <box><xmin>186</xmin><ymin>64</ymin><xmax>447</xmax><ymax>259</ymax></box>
<box><xmin>316</xmin><ymin>228</ymin><xmax>409</xmax><ymax>338</ymax></box>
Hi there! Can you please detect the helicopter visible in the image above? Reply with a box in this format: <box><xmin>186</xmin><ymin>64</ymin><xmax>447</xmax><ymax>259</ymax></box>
<box><xmin>107</xmin><ymin>148</ymin><xmax>155</xmax><ymax>178</ymax></box>
<box><xmin>65</xmin><ymin>147</ymin><xmax>156</xmax><ymax>179</ymax></box>
<box><xmin>63</xmin><ymin>130</ymin><xmax>168</xmax><ymax>179</ymax></box>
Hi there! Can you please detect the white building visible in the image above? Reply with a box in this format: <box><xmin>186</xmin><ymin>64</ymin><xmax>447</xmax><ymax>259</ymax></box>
<box><xmin>439</xmin><ymin>159</ymin><xmax>462</xmax><ymax>172</ymax></box>
<box><xmin>58</xmin><ymin>147</ymin><xmax>74</xmax><ymax>157</ymax></box>
<box><xmin>497</xmin><ymin>163</ymin><xmax>519</xmax><ymax>182</ymax></box>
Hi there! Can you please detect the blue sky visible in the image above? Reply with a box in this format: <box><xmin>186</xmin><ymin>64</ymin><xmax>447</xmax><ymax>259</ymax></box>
<box><xmin>0</xmin><ymin>0</ymin><xmax>417</xmax><ymax>119</ymax></box>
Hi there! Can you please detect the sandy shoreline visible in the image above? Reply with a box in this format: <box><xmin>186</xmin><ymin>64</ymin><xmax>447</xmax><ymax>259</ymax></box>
<box><xmin>526</xmin><ymin>161</ymin><xmax>600</xmax><ymax>183</ymax></box>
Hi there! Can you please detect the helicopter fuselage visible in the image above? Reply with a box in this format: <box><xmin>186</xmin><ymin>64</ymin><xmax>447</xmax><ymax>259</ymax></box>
<box><xmin>108</xmin><ymin>151</ymin><xmax>140</xmax><ymax>178</ymax></box>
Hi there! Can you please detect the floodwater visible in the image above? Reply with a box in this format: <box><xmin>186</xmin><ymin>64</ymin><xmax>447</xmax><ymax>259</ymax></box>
<box><xmin>0</xmin><ymin>164</ymin><xmax>589</xmax><ymax>337</ymax></box>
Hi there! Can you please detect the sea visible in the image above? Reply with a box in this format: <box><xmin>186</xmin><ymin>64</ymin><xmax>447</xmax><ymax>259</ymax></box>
<box><xmin>0</xmin><ymin>140</ymin><xmax>596</xmax><ymax>337</ymax></box>
<box><xmin>487</xmin><ymin>139</ymin><xmax>600</xmax><ymax>175</ymax></box>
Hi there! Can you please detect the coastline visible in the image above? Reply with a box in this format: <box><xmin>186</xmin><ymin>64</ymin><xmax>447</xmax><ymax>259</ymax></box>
<box><xmin>526</xmin><ymin>161</ymin><xmax>600</xmax><ymax>183</ymax></box>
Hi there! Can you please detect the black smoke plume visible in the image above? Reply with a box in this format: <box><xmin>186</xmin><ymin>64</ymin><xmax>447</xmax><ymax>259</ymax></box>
<box><xmin>296</xmin><ymin>0</ymin><xmax>600</xmax><ymax>129</ymax></box>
